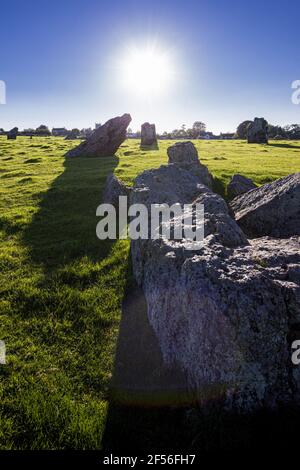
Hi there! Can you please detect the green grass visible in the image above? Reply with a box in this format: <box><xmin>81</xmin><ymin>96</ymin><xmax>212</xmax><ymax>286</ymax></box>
<box><xmin>0</xmin><ymin>136</ymin><xmax>300</xmax><ymax>449</ymax></box>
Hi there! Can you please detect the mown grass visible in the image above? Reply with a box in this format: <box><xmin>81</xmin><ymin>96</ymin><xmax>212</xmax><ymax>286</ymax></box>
<box><xmin>0</xmin><ymin>136</ymin><xmax>299</xmax><ymax>449</ymax></box>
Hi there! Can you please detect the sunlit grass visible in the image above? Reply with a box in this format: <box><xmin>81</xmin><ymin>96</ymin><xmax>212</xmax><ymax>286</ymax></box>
<box><xmin>0</xmin><ymin>136</ymin><xmax>299</xmax><ymax>449</ymax></box>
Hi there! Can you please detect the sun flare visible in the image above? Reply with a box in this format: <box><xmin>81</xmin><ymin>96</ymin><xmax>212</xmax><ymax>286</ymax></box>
<box><xmin>120</xmin><ymin>45</ymin><xmax>174</xmax><ymax>95</ymax></box>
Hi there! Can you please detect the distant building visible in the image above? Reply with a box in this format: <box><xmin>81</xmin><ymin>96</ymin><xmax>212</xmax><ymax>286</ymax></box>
<box><xmin>220</xmin><ymin>133</ymin><xmax>235</xmax><ymax>140</ymax></box>
<box><xmin>52</xmin><ymin>127</ymin><xmax>69</xmax><ymax>137</ymax></box>
<box><xmin>198</xmin><ymin>133</ymin><xmax>212</xmax><ymax>140</ymax></box>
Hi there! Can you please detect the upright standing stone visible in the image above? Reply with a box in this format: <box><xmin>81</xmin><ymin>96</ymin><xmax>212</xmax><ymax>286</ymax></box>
<box><xmin>7</xmin><ymin>127</ymin><xmax>18</xmax><ymax>140</ymax></box>
<box><xmin>140</xmin><ymin>122</ymin><xmax>158</xmax><ymax>148</ymax></box>
<box><xmin>167</xmin><ymin>141</ymin><xmax>213</xmax><ymax>188</ymax></box>
<box><xmin>247</xmin><ymin>117</ymin><xmax>268</xmax><ymax>144</ymax></box>
<box><xmin>227</xmin><ymin>174</ymin><xmax>257</xmax><ymax>199</ymax></box>
<box><xmin>65</xmin><ymin>114</ymin><xmax>131</xmax><ymax>157</ymax></box>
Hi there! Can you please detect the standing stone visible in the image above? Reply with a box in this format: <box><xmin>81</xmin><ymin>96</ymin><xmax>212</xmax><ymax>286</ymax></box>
<box><xmin>102</xmin><ymin>173</ymin><xmax>130</xmax><ymax>206</ymax></box>
<box><xmin>65</xmin><ymin>114</ymin><xmax>131</xmax><ymax>157</ymax></box>
<box><xmin>65</xmin><ymin>131</ymin><xmax>78</xmax><ymax>140</ymax></box>
<box><xmin>7</xmin><ymin>127</ymin><xmax>18</xmax><ymax>140</ymax></box>
<box><xmin>140</xmin><ymin>122</ymin><xmax>158</xmax><ymax>148</ymax></box>
<box><xmin>167</xmin><ymin>141</ymin><xmax>213</xmax><ymax>188</ymax></box>
<box><xmin>247</xmin><ymin>117</ymin><xmax>268</xmax><ymax>144</ymax></box>
<box><xmin>227</xmin><ymin>174</ymin><xmax>257</xmax><ymax>199</ymax></box>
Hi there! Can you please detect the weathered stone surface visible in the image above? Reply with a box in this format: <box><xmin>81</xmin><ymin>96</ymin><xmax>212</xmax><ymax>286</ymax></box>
<box><xmin>167</xmin><ymin>141</ymin><xmax>213</xmax><ymax>188</ymax></box>
<box><xmin>130</xmin><ymin>163</ymin><xmax>300</xmax><ymax>412</ymax></box>
<box><xmin>65</xmin><ymin>114</ymin><xmax>131</xmax><ymax>157</ymax></box>
<box><xmin>7</xmin><ymin>127</ymin><xmax>18</xmax><ymax>140</ymax></box>
<box><xmin>140</xmin><ymin>122</ymin><xmax>157</xmax><ymax>148</ymax></box>
<box><xmin>102</xmin><ymin>173</ymin><xmax>130</xmax><ymax>206</ymax></box>
<box><xmin>230</xmin><ymin>173</ymin><xmax>300</xmax><ymax>238</ymax></box>
<box><xmin>247</xmin><ymin>117</ymin><xmax>268</xmax><ymax>144</ymax></box>
<box><xmin>227</xmin><ymin>174</ymin><xmax>257</xmax><ymax>199</ymax></box>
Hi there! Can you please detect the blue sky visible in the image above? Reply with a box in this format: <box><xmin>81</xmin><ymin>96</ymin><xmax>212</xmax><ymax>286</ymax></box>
<box><xmin>0</xmin><ymin>0</ymin><xmax>300</xmax><ymax>133</ymax></box>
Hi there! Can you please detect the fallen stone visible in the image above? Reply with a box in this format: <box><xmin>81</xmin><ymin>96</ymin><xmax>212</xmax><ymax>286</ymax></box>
<box><xmin>65</xmin><ymin>114</ymin><xmax>131</xmax><ymax>157</ymax></box>
<box><xmin>130</xmin><ymin>163</ymin><xmax>300</xmax><ymax>412</ymax></box>
<box><xmin>230</xmin><ymin>173</ymin><xmax>300</xmax><ymax>238</ymax></box>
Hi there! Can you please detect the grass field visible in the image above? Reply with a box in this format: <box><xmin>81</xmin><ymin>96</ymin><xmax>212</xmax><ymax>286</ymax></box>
<box><xmin>0</xmin><ymin>136</ymin><xmax>300</xmax><ymax>449</ymax></box>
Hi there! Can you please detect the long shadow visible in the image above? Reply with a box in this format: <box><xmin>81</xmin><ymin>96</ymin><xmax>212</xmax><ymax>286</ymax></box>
<box><xmin>102</xmin><ymin>262</ymin><xmax>196</xmax><ymax>454</ymax></box>
<box><xmin>23</xmin><ymin>154</ymin><xmax>119</xmax><ymax>272</ymax></box>
<box><xmin>268</xmin><ymin>142</ymin><xmax>300</xmax><ymax>149</ymax></box>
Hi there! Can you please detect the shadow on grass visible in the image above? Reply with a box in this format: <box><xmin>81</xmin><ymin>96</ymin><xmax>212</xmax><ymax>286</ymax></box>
<box><xmin>140</xmin><ymin>143</ymin><xmax>159</xmax><ymax>151</ymax></box>
<box><xmin>212</xmin><ymin>176</ymin><xmax>227</xmax><ymax>200</ymax></box>
<box><xmin>268</xmin><ymin>142</ymin><xmax>300</xmax><ymax>150</ymax></box>
<box><xmin>102</xmin><ymin>267</ymin><xmax>195</xmax><ymax>454</ymax></box>
<box><xmin>23</xmin><ymin>154</ymin><xmax>119</xmax><ymax>272</ymax></box>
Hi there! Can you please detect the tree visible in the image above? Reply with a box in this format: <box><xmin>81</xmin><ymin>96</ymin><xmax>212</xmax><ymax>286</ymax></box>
<box><xmin>236</xmin><ymin>120</ymin><xmax>252</xmax><ymax>139</ymax></box>
<box><xmin>284</xmin><ymin>124</ymin><xmax>300</xmax><ymax>140</ymax></box>
<box><xmin>35</xmin><ymin>124</ymin><xmax>51</xmax><ymax>136</ymax></box>
<box><xmin>268</xmin><ymin>124</ymin><xmax>286</xmax><ymax>139</ymax></box>
<box><xmin>192</xmin><ymin>121</ymin><xmax>206</xmax><ymax>138</ymax></box>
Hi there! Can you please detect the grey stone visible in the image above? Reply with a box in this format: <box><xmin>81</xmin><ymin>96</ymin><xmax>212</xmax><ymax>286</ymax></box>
<box><xmin>167</xmin><ymin>141</ymin><xmax>213</xmax><ymax>188</ymax></box>
<box><xmin>65</xmin><ymin>132</ymin><xmax>78</xmax><ymax>140</ymax></box>
<box><xmin>141</xmin><ymin>122</ymin><xmax>157</xmax><ymax>148</ymax></box>
<box><xmin>130</xmin><ymin>162</ymin><xmax>300</xmax><ymax>412</ymax></box>
<box><xmin>230</xmin><ymin>173</ymin><xmax>300</xmax><ymax>238</ymax></box>
<box><xmin>227</xmin><ymin>174</ymin><xmax>257</xmax><ymax>199</ymax></box>
<box><xmin>65</xmin><ymin>114</ymin><xmax>131</xmax><ymax>157</ymax></box>
<box><xmin>7</xmin><ymin>127</ymin><xmax>18</xmax><ymax>140</ymax></box>
<box><xmin>247</xmin><ymin>117</ymin><xmax>268</xmax><ymax>144</ymax></box>
<box><xmin>102</xmin><ymin>173</ymin><xmax>130</xmax><ymax>206</ymax></box>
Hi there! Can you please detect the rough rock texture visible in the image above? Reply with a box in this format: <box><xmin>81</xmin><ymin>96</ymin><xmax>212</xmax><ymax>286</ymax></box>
<box><xmin>227</xmin><ymin>174</ymin><xmax>257</xmax><ymax>199</ymax></box>
<box><xmin>7</xmin><ymin>127</ymin><xmax>18</xmax><ymax>140</ymax></box>
<box><xmin>130</xmin><ymin>162</ymin><xmax>300</xmax><ymax>412</ymax></box>
<box><xmin>167</xmin><ymin>141</ymin><xmax>213</xmax><ymax>188</ymax></box>
<box><xmin>247</xmin><ymin>117</ymin><xmax>268</xmax><ymax>144</ymax></box>
<box><xmin>230</xmin><ymin>173</ymin><xmax>300</xmax><ymax>238</ymax></box>
<box><xmin>102</xmin><ymin>173</ymin><xmax>130</xmax><ymax>206</ymax></box>
<box><xmin>65</xmin><ymin>114</ymin><xmax>131</xmax><ymax>157</ymax></box>
<box><xmin>140</xmin><ymin>122</ymin><xmax>158</xmax><ymax>148</ymax></box>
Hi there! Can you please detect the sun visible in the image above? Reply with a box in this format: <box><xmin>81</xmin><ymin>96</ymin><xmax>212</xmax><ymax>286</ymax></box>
<box><xmin>120</xmin><ymin>45</ymin><xmax>173</xmax><ymax>95</ymax></box>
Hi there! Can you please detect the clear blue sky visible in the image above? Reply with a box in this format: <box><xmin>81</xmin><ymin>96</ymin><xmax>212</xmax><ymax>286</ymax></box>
<box><xmin>1</xmin><ymin>0</ymin><xmax>300</xmax><ymax>133</ymax></box>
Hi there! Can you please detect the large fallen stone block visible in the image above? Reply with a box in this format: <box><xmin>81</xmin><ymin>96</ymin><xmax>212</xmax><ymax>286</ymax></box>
<box><xmin>230</xmin><ymin>173</ymin><xmax>300</xmax><ymax>238</ymax></box>
<box><xmin>130</xmin><ymin>163</ymin><xmax>300</xmax><ymax>412</ymax></box>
